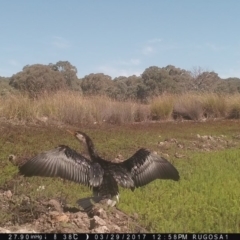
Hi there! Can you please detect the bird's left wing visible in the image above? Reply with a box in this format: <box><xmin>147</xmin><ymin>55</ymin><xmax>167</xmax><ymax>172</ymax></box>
<box><xmin>119</xmin><ymin>148</ymin><xmax>180</xmax><ymax>189</ymax></box>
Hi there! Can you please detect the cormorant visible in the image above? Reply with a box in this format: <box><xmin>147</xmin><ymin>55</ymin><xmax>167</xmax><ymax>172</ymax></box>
<box><xmin>18</xmin><ymin>130</ymin><xmax>180</xmax><ymax>211</ymax></box>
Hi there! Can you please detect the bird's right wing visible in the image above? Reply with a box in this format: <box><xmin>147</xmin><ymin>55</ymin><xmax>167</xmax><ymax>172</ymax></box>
<box><xmin>19</xmin><ymin>145</ymin><xmax>104</xmax><ymax>188</ymax></box>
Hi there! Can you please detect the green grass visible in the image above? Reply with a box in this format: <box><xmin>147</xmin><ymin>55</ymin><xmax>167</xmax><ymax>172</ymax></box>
<box><xmin>119</xmin><ymin>149</ymin><xmax>240</xmax><ymax>232</ymax></box>
<box><xmin>1</xmin><ymin>120</ymin><xmax>240</xmax><ymax>232</ymax></box>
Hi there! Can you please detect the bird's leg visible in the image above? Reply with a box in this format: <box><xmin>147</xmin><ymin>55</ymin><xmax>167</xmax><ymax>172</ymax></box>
<box><xmin>106</xmin><ymin>193</ymin><xmax>120</xmax><ymax>207</ymax></box>
<box><xmin>107</xmin><ymin>199</ymin><xmax>116</xmax><ymax>207</ymax></box>
<box><xmin>116</xmin><ymin>193</ymin><xmax>120</xmax><ymax>203</ymax></box>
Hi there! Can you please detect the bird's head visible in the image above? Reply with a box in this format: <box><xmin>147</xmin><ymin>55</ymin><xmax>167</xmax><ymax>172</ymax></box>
<box><xmin>67</xmin><ymin>130</ymin><xmax>87</xmax><ymax>144</ymax></box>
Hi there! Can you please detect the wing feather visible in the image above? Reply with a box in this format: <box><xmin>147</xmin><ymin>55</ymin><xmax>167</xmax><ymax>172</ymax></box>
<box><xmin>107</xmin><ymin>164</ymin><xmax>135</xmax><ymax>189</ymax></box>
<box><xmin>120</xmin><ymin>148</ymin><xmax>180</xmax><ymax>189</ymax></box>
<box><xmin>19</xmin><ymin>145</ymin><xmax>104</xmax><ymax>187</ymax></box>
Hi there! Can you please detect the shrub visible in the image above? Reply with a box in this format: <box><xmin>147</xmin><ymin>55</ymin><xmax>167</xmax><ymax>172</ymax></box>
<box><xmin>201</xmin><ymin>93</ymin><xmax>228</xmax><ymax>118</ymax></box>
<box><xmin>173</xmin><ymin>94</ymin><xmax>204</xmax><ymax>120</ymax></box>
<box><xmin>150</xmin><ymin>95</ymin><xmax>174</xmax><ymax>120</ymax></box>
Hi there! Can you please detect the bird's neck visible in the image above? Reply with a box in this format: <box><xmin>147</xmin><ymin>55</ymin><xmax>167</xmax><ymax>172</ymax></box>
<box><xmin>86</xmin><ymin>138</ymin><xmax>99</xmax><ymax>161</ymax></box>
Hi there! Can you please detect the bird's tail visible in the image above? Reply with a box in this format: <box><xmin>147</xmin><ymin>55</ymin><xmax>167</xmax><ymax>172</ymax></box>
<box><xmin>77</xmin><ymin>196</ymin><xmax>103</xmax><ymax>213</ymax></box>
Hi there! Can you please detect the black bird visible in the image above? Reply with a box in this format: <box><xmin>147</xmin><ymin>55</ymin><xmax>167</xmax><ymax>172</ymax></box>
<box><xmin>18</xmin><ymin>130</ymin><xmax>180</xmax><ymax>211</ymax></box>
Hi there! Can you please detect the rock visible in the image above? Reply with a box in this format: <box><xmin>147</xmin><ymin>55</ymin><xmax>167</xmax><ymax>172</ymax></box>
<box><xmin>49</xmin><ymin>211</ymin><xmax>60</xmax><ymax>218</ymax></box>
<box><xmin>95</xmin><ymin>208</ymin><xmax>107</xmax><ymax>219</ymax></box>
<box><xmin>112</xmin><ymin>224</ymin><xmax>121</xmax><ymax>232</ymax></box>
<box><xmin>93</xmin><ymin>226</ymin><xmax>110</xmax><ymax>233</ymax></box>
<box><xmin>37</xmin><ymin>116</ymin><xmax>48</xmax><ymax>123</ymax></box>
<box><xmin>162</xmin><ymin>153</ymin><xmax>169</xmax><ymax>158</ymax></box>
<box><xmin>37</xmin><ymin>186</ymin><xmax>45</xmax><ymax>191</ymax></box>
<box><xmin>159</xmin><ymin>142</ymin><xmax>171</xmax><ymax>150</ymax></box>
<box><xmin>177</xmin><ymin>143</ymin><xmax>184</xmax><ymax>149</ymax></box>
<box><xmin>48</xmin><ymin>199</ymin><xmax>63</xmax><ymax>212</ymax></box>
<box><xmin>56</xmin><ymin>214</ymin><xmax>69</xmax><ymax>223</ymax></box>
<box><xmin>72</xmin><ymin>212</ymin><xmax>89</xmax><ymax>227</ymax></box>
<box><xmin>0</xmin><ymin>227</ymin><xmax>37</xmax><ymax>233</ymax></box>
<box><xmin>232</xmin><ymin>134</ymin><xmax>240</xmax><ymax>139</ymax></box>
<box><xmin>208</xmin><ymin>136</ymin><xmax>214</xmax><ymax>141</ymax></box>
<box><xmin>11</xmin><ymin>228</ymin><xmax>37</xmax><ymax>233</ymax></box>
<box><xmin>116</xmin><ymin>154</ymin><xmax>123</xmax><ymax>160</ymax></box>
<box><xmin>0</xmin><ymin>183</ymin><xmax>147</xmax><ymax>233</ymax></box>
<box><xmin>0</xmin><ymin>227</ymin><xmax>11</xmax><ymax>233</ymax></box>
<box><xmin>158</xmin><ymin>141</ymin><xmax>165</xmax><ymax>146</ymax></box>
<box><xmin>73</xmin><ymin>218</ymin><xmax>88</xmax><ymax>229</ymax></box>
<box><xmin>169</xmin><ymin>138</ymin><xmax>178</xmax><ymax>143</ymax></box>
<box><xmin>174</xmin><ymin>153</ymin><xmax>185</xmax><ymax>158</ymax></box>
<box><xmin>90</xmin><ymin>216</ymin><xmax>106</xmax><ymax>229</ymax></box>
<box><xmin>21</xmin><ymin>195</ymin><xmax>30</xmax><ymax>205</ymax></box>
<box><xmin>192</xmin><ymin>141</ymin><xmax>197</xmax><ymax>145</ymax></box>
<box><xmin>49</xmin><ymin>211</ymin><xmax>69</xmax><ymax>223</ymax></box>
<box><xmin>4</xmin><ymin>190</ymin><xmax>12</xmax><ymax>198</ymax></box>
<box><xmin>8</xmin><ymin>155</ymin><xmax>17</xmax><ymax>165</ymax></box>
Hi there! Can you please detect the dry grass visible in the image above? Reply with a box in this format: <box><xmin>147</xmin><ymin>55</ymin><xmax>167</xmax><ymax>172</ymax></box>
<box><xmin>226</xmin><ymin>94</ymin><xmax>240</xmax><ymax>119</ymax></box>
<box><xmin>201</xmin><ymin>93</ymin><xmax>228</xmax><ymax>118</ymax></box>
<box><xmin>150</xmin><ymin>94</ymin><xmax>174</xmax><ymax>120</ymax></box>
<box><xmin>1</xmin><ymin>91</ymin><xmax>240</xmax><ymax>124</ymax></box>
<box><xmin>0</xmin><ymin>91</ymin><xmax>150</xmax><ymax>125</ymax></box>
<box><xmin>173</xmin><ymin>93</ymin><xmax>204</xmax><ymax>120</ymax></box>
<box><xmin>172</xmin><ymin>92</ymin><xmax>240</xmax><ymax>121</ymax></box>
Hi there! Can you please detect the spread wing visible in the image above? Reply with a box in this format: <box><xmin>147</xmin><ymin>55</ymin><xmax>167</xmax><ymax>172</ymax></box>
<box><xmin>118</xmin><ymin>148</ymin><xmax>180</xmax><ymax>189</ymax></box>
<box><xmin>19</xmin><ymin>145</ymin><xmax>104</xmax><ymax>187</ymax></box>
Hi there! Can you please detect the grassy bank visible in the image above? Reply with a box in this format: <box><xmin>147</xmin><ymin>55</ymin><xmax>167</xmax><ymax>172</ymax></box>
<box><xmin>1</xmin><ymin>120</ymin><xmax>240</xmax><ymax>232</ymax></box>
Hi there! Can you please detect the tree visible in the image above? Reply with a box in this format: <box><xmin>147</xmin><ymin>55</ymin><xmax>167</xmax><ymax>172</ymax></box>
<box><xmin>112</xmin><ymin>75</ymin><xmax>148</xmax><ymax>101</ymax></box>
<box><xmin>191</xmin><ymin>68</ymin><xmax>222</xmax><ymax>92</ymax></box>
<box><xmin>9</xmin><ymin>64</ymin><xmax>67</xmax><ymax>97</ymax></box>
<box><xmin>216</xmin><ymin>77</ymin><xmax>240</xmax><ymax>93</ymax></box>
<box><xmin>0</xmin><ymin>77</ymin><xmax>15</xmax><ymax>96</ymax></box>
<box><xmin>163</xmin><ymin>65</ymin><xmax>194</xmax><ymax>93</ymax></box>
<box><xmin>49</xmin><ymin>61</ymin><xmax>81</xmax><ymax>91</ymax></box>
<box><xmin>109</xmin><ymin>79</ymin><xmax>128</xmax><ymax>100</ymax></box>
<box><xmin>80</xmin><ymin>73</ymin><xmax>114</xmax><ymax>95</ymax></box>
<box><xmin>142</xmin><ymin>66</ymin><xmax>179</xmax><ymax>96</ymax></box>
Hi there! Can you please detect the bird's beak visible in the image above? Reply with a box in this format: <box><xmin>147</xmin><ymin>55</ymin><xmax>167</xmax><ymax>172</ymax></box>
<box><xmin>66</xmin><ymin>129</ymin><xmax>75</xmax><ymax>135</ymax></box>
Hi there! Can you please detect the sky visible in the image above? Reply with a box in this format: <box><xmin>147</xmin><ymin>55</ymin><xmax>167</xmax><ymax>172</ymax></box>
<box><xmin>0</xmin><ymin>1</ymin><xmax>240</xmax><ymax>79</ymax></box>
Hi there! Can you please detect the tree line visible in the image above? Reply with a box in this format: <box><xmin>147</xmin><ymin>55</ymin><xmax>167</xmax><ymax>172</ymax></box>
<box><xmin>1</xmin><ymin>61</ymin><xmax>240</xmax><ymax>101</ymax></box>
